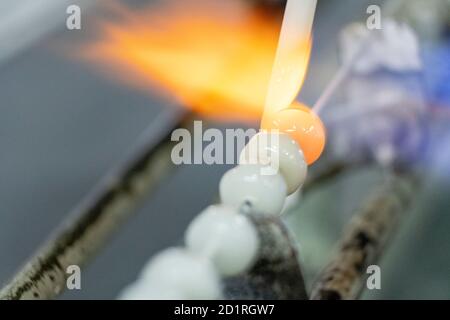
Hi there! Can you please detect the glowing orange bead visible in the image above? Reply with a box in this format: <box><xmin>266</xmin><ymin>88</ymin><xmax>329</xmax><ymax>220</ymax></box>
<box><xmin>261</xmin><ymin>102</ymin><xmax>326</xmax><ymax>165</ymax></box>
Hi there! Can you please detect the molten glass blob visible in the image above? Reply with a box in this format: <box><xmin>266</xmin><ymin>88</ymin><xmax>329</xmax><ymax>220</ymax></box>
<box><xmin>261</xmin><ymin>102</ymin><xmax>326</xmax><ymax>165</ymax></box>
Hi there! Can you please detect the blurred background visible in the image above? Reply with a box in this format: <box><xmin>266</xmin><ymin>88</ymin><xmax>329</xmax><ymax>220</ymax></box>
<box><xmin>0</xmin><ymin>0</ymin><xmax>449</xmax><ymax>299</ymax></box>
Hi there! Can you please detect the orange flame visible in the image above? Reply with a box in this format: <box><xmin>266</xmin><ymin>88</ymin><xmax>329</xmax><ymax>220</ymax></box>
<box><xmin>81</xmin><ymin>0</ymin><xmax>312</xmax><ymax>122</ymax></box>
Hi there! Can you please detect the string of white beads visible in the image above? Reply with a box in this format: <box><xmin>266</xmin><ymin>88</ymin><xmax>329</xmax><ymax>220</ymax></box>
<box><xmin>120</xmin><ymin>131</ymin><xmax>308</xmax><ymax>299</ymax></box>
<box><xmin>220</xmin><ymin>132</ymin><xmax>307</xmax><ymax>215</ymax></box>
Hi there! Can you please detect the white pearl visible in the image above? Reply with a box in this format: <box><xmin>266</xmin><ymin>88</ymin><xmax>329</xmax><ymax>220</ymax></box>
<box><xmin>141</xmin><ymin>248</ymin><xmax>222</xmax><ymax>300</ymax></box>
<box><xmin>185</xmin><ymin>205</ymin><xmax>259</xmax><ymax>276</ymax></box>
<box><xmin>118</xmin><ymin>282</ymin><xmax>186</xmax><ymax>300</ymax></box>
<box><xmin>239</xmin><ymin>132</ymin><xmax>307</xmax><ymax>194</ymax></box>
<box><xmin>219</xmin><ymin>164</ymin><xmax>287</xmax><ymax>215</ymax></box>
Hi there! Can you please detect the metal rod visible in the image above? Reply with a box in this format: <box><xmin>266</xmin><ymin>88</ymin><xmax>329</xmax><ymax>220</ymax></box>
<box><xmin>0</xmin><ymin>109</ymin><xmax>189</xmax><ymax>300</ymax></box>
<box><xmin>310</xmin><ymin>169</ymin><xmax>419</xmax><ymax>300</ymax></box>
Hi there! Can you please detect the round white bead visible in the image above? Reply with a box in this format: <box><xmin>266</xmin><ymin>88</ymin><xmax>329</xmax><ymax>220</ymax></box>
<box><xmin>239</xmin><ymin>132</ymin><xmax>307</xmax><ymax>194</ymax></box>
<box><xmin>119</xmin><ymin>282</ymin><xmax>186</xmax><ymax>300</ymax></box>
<box><xmin>219</xmin><ymin>164</ymin><xmax>287</xmax><ymax>215</ymax></box>
<box><xmin>185</xmin><ymin>205</ymin><xmax>259</xmax><ymax>276</ymax></box>
<box><xmin>141</xmin><ymin>248</ymin><xmax>222</xmax><ymax>300</ymax></box>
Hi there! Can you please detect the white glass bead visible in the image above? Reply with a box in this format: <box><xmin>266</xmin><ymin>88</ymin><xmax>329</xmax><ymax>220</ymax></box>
<box><xmin>119</xmin><ymin>282</ymin><xmax>186</xmax><ymax>300</ymax></box>
<box><xmin>141</xmin><ymin>247</ymin><xmax>222</xmax><ymax>300</ymax></box>
<box><xmin>185</xmin><ymin>205</ymin><xmax>259</xmax><ymax>276</ymax></box>
<box><xmin>239</xmin><ymin>132</ymin><xmax>307</xmax><ymax>194</ymax></box>
<box><xmin>219</xmin><ymin>164</ymin><xmax>287</xmax><ymax>215</ymax></box>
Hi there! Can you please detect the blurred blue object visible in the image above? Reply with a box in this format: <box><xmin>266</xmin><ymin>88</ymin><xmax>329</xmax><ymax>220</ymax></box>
<box><xmin>422</xmin><ymin>39</ymin><xmax>450</xmax><ymax>106</ymax></box>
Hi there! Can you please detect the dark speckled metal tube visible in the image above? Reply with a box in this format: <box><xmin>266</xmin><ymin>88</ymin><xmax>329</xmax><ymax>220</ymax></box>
<box><xmin>311</xmin><ymin>170</ymin><xmax>419</xmax><ymax>300</ymax></box>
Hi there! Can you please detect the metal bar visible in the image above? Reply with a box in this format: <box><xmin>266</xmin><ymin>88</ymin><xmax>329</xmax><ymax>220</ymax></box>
<box><xmin>310</xmin><ymin>169</ymin><xmax>419</xmax><ymax>300</ymax></box>
<box><xmin>0</xmin><ymin>110</ymin><xmax>189</xmax><ymax>300</ymax></box>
